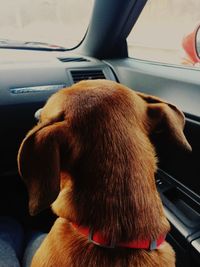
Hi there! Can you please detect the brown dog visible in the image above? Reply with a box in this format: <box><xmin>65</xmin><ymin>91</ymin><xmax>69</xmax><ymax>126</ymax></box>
<box><xmin>18</xmin><ymin>80</ymin><xmax>191</xmax><ymax>267</ymax></box>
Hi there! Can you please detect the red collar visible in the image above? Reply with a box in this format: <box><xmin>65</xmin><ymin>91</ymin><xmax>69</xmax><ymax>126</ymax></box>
<box><xmin>71</xmin><ymin>222</ymin><xmax>166</xmax><ymax>250</ymax></box>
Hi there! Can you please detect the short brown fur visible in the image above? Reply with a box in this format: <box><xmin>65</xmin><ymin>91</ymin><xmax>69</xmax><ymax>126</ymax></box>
<box><xmin>18</xmin><ymin>80</ymin><xmax>191</xmax><ymax>266</ymax></box>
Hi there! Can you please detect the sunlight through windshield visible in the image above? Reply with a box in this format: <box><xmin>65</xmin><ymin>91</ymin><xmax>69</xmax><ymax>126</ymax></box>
<box><xmin>0</xmin><ymin>0</ymin><xmax>94</xmax><ymax>48</ymax></box>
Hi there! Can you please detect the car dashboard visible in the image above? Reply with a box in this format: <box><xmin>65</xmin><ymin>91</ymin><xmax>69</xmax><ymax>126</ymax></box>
<box><xmin>0</xmin><ymin>49</ymin><xmax>116</xmax><ymax>174</ymax></box>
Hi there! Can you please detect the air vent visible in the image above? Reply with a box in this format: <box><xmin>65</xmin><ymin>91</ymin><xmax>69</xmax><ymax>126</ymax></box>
<box><xmin>71</xmin><ymin>70</ymin><xmax>106</xmax><ymax>83</ymax></box>
<box><xmin>58</xmin><ymin>57</ymin><xmax>90</xmax><ymax>63</ymax></box>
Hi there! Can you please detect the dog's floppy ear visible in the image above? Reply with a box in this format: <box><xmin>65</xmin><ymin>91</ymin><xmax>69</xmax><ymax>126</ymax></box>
<box><xmin>18</xmin><ymin>121</ymin><xmax>66</xmax><ymax>215</ymax></box>
<box><xmin>137</xmin><ymin>92</ymin><xmax>192</xmax><ymax>152</ymax></box>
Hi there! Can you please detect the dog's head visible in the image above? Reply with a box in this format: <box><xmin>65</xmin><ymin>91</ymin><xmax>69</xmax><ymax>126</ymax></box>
<box><xmin>18</xmin><ymin>80</ymin><xmax>191</xmax><ymax>220</ymax></box>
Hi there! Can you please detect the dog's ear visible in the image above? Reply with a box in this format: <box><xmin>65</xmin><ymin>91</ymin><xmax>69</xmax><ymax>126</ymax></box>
<box><xmin>137</xmin><ymin>92</ymin><xmax>192</xmax><ymax>152</ymax></box>
<box><xmin>18</xmin><ymin>121</ymin><xmax>66</xmax><ymax>215</ymax></box>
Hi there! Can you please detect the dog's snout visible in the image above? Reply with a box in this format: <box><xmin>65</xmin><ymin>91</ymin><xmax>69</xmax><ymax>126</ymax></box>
<box><xmin>34</xmin><ymin>108</ymin><xmax>43</xmax><ymax>121</ymax></box>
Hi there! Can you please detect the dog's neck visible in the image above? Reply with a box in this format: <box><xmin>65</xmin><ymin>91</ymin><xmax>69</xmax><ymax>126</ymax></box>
<box><xmin>53</xmin><ymin>170</ymin><xmax>170</xmax><ymax>244</ymax></box>
<box><xmin>53</xmin><ymin>124</ymin><xmax>170</xmax><ymax>243</ymax></box>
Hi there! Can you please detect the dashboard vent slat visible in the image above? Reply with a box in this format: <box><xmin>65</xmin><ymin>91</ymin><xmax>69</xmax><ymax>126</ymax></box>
<box><xmin>71</xmin><ymin>70</ymin><xmax>106</xmax><ymax>83</ymax></box>
<box><xmin>58</xmin><ymin>57</ymin><xmax>90</xmax><ymax>63</ymax></box>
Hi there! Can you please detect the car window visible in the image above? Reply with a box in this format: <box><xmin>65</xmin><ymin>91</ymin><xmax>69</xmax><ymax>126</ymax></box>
<box><xmin>0</xmin><ymin>0</ymin><xmax>94</xmax><ymax>48</ymax></box>
<box><xmin>128</xmin><ymin>0</ymin><xmax>200</xmax><ymax>68</ymax></box>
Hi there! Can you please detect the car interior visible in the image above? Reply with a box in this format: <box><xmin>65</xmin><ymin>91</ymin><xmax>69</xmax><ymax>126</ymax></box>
<box><xmin>0</xmin><ymin>0</ymin><xmax>199</xmax><ymax>266</ymax></box>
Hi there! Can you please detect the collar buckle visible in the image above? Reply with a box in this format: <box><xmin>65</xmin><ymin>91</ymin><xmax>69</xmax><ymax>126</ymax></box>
<box><xmin>89</xmin><ymin>229</ymin><xmax>115</xmax><ymax>249</ymax></box>
<box><xmin>149</xmin><ymin>239</ymin><xmax>157</xmax><ymax>250</ymax></box>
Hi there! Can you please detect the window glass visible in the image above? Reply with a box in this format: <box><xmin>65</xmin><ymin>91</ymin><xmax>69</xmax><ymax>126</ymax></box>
<box><xmin>0</xmin><ymin>0</ymin><xmax>94</xmax><ymax>48</ymax></box>
<box><xmin>128</xmin><ymin>0</ymin><xmax>200</xmax><ymax>67</ymax></box>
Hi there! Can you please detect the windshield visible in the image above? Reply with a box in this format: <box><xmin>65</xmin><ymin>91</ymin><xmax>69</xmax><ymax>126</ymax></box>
<box><xmin>0</xmin><ymin>0</ymin><xmax>94</xmax><ymax>49</ymax></box>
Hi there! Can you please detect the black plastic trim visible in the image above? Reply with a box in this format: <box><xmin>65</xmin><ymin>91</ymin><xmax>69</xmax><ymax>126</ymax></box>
<box><xmin>78</xmin><ymin>0</ymin><xmax>147</xmax><ymax>58</ymax></box>
<box><xmin>157</xmin><ymin>169</ymin><xmax>200</xmax><ymax>241</ymax></box>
